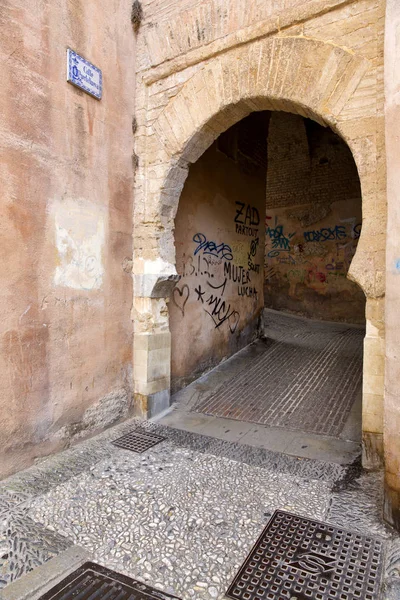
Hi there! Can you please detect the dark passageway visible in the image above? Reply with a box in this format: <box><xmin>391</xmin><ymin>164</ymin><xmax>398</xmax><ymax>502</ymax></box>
<box><xmin>166</xmin><ymin>110</ymin><xmax>365</xmax><ymax>463</ymax></box>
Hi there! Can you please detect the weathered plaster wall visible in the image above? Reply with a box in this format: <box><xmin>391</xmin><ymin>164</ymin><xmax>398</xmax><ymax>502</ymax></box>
<box><xmin>170</xmin><ymin>118</ymin><xmax>266</xmax><ymax>392</ymax></box>
<box><xmin>264</xmin><ymin>112</ymin><xmax>365</xmax><ymax>323</ymax></box>
<box><xmin>0</xmin><ymin>0</ymin><xmax>135</xmax><ymax>476</ymax></box>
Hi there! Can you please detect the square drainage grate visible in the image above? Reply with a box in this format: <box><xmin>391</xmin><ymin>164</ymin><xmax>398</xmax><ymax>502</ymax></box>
<box><xmin>112</xmin><ymin>428</ymin><xmax>165</xmax><ymax>453</ymax></box>
<box><xmin>38</xmin><ymin>561</ymin><xmax>181</xmax><ymax>599</ymax></box>
<box><xmin>226</xmin><ymin>510</ymin><xmax>383</xmax><ymax>600</ymax></box>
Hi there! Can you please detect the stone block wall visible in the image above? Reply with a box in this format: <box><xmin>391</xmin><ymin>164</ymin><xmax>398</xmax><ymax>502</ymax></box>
<box><xmin>132</xmin><ymin>0</ymin><xmax>386</xmax><ymax>470</ymax></box>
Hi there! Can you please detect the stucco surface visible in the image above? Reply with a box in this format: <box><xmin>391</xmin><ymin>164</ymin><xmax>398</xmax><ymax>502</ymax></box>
<box><xmin>170</xmin><ymin>139</ymin><xmax>265</xmax><ymax>392</ymax></box>
<box><xmin>0</xmin><ymin>0</ymin><xmax>135</xmax><ymax>476</ymax></box>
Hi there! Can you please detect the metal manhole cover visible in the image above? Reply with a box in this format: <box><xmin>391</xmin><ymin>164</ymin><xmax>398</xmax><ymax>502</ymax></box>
<box><xmin>112</xmin><ymin>428</ymin><xmax>165</xmax><ymax>453</ymax></box>
<box><xmin>38</xmin><ymin>561</ymin><xmax>181</xmax><ymax>599</ymax></box>
<box><xmin>226</xmin><ymin>510</ymin><xmax>383</xmax><ymax>600</ymax></box>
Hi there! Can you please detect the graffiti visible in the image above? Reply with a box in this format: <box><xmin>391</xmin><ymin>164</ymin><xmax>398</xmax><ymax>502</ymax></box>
<box><xmin>286</xmin><ymin>269</ymin><xmax>306</xmax><ymax>283</ymax></box>
<box><xmin>249</xmin><ymin>237</ymin><xmax>259</xmax><ymax>256</ymax></box>
<box><xmin>277</xmin><ymin>255</ymin><xmax>296</xmax><ymax>265</ymax></box>
<box><xmin>181</xmin><ymin>254</ymin><xmax>217</xmax><ymax>278</ymax></box>
<box><xmin>353</xmin><ymin>222</ymin><xmax>362</xmax><ymax>239</ymax></box>
<box><xmin>304</xmin><ymin>225</ymin><xmax>346</xmax><ymax>243</ymax></box>
<box><xmin>192</xmin><ymin>233</ymin><xmax>233</xmax><ymax>260</ymax></box>
<box><xmin>194</xmin><ymin>283</ymin><xmax>240</xmax><ymax>333</ymax></box>
<box><xmin>266</xmin><ymin>222</ymin><xmax>295</xmax><ymax>257</ymax></box>
<box><xmin>234</xmin><ymin>202</ymin><xmax>260</xmax><ymax>226</ymax></box>
<box><xmin>271</xmin><ymin>236</ymin><xmax>290</xmax><ymax>250</ymax></box>
<box><xmin>325</xmin><ymin>260</ymin><xmax>345</xmax><ymax>272</ymax></box>
<box><xmin>223</xmin><ymin>262</ymin><xmax>251</xmax><ymax>284</ymax></box>
<box><xmin>307</xmin><ymin>265</ymin><xmax>327</xmax><ymax>284</ymax></box>
<box><xmin>248</xmin><ymin>237</ymin><xmax>260</xmax><ymax>273</ymax></box>
<box><xmin>238</xmin><ymin>286</ymin><xmax>258</xmax><ymax>298</ymax></box>
<box><xmin>205</xmin><ymin>296</ymin><xmax>240</xmax><ymax>333</ymax></box>
<box><xmin>234</xmin><ymin>202</ymin><xmax>260</xmax><ymax>237</ymax></box>
<box><xmin>264</xmin><ymin>266</ymin><xmax>277</xmax><ymax>280</ymax></box>
<box><xmin>235</xmin><ymin>223</ymin><xmax>258</xmax><ymax>237</ymax></box>
<box><xmin>174</xmin><ymin>219</ymin><xmax>263</xmax><ymax>334</ymax></box>
<box><xmin>248</xmin><ymin>263</ymin><xmax>260</xmax><ymax>273</ymax></box>
<box><xmin>266</xmin><ymin>224</ymin><xmax>290</xmax><ymax>241</ymax></box>
<box><xmin>172</xmin><ymin>284</ymin><xmax>190</xmax><ymax>316</ymax></box>
<box><xmin>295</xmin><ymin>241</ymin><xmax>328</xmax><ymax>259</ymax></box>
<box><xmin>207</xmin><ymin>278</ymin><xmax>227</xmax><ymax>295</ymax></box>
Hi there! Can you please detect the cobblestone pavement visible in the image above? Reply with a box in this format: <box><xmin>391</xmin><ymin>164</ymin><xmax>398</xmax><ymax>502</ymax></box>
<box><xmin>194</xmin><ymin>311</ymin><xmax>364</xmax><ymax>437</ymax></box>
<box><xmin>0</xmin><ymin>419</ymin><xmax>399</xmax><ymax>599</ymax></box>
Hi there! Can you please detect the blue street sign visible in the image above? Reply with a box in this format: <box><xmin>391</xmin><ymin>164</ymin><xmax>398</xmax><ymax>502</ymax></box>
<box><xmin>67</xmin><ymin>49</ymin><xmax>102</xmax><ymax>100</ymax></box>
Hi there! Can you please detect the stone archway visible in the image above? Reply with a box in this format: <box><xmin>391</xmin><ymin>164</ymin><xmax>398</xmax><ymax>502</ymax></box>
<box><xmin>133</xmin><ymin>36</ymin><xmax>385</xmax><ymax>475</ymax></box>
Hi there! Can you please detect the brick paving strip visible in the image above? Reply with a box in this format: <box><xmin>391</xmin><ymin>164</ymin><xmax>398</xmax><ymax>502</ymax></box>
<box><xmin>193</xmin><ymin>317</ymin><xmax>364</xmax><ymax>437</ymax></box>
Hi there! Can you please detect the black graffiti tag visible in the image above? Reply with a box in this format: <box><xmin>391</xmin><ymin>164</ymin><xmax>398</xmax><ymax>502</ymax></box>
<box><xmin>234</xmin><ymin>202</ymin><xmax>260</xmax><ymax>226</ymax></box>
<box><xmin>194</xmin><ymin>283</ymin><xmax>240</xmax><ymax>333</ymax></box>
<box><xmin>172</xmin><ymin>284</ymin><xmax>190</xmax><ymax>316</ymax></box>
<box><xmin>205</xmin><ymin>295</ymin><xmax>240</xmax><ymax>333</ymax></box>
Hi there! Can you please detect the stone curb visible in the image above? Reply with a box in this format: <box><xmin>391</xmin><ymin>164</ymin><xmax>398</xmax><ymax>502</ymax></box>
<box><xmin>0</xmin><ymin>546</ymin><xmax>90</xmax><ymax>600</ymax></box>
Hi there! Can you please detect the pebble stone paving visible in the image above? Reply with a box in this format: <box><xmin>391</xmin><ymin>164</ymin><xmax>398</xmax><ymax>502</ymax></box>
<box><xmin>0</xmin><ymin>420</ymin><xmax>399</xmax><ymax>599</ymax></box>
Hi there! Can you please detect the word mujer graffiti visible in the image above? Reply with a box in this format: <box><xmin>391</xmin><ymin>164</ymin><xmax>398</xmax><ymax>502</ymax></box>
<box><xmin>223</xmin><ymin>262</ymin><xmax>251</xmax><ymax>284</ymax></box>
<box><xmin>192</xmin><ymin>233</ymin><xmax>233</xmax><ymax>260</ymax></box>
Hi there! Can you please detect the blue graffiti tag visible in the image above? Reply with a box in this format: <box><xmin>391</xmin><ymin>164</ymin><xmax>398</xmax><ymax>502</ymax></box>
<box><xmin>192</xmin><ymin>233</ymin><xmax>233</xmax><ymax>261</ymax></box>
<box><xmin>266</xmin><ymin>224</ymin><xmax>295</xmax><ymax>258</ymax></box>
<box><xmin>304</xmin><ymin>225</ymin><xmax>346</xmax><ymax>243</ymax></box>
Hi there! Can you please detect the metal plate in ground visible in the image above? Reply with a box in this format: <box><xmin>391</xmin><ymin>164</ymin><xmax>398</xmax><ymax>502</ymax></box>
<box><xmin>112</xmin><ymin>429</ymin><xmax>165</xmax><ymax>453</ymax></box>
<box><xmin>38</xmin><ymin>561</ymin><xmax>180</xmax><ymax>599</ymax></box>
<box><xmin>226</xmin><ymin>510</ymin><xmax>383</xmax><ymax>600</ymax></box>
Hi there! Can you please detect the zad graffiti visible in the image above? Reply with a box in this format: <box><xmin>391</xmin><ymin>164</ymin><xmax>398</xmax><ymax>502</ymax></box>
<box><xmin>235</xmin><ymin>202</ymin><xmax>260</xmax><ymax>237</ymax></box>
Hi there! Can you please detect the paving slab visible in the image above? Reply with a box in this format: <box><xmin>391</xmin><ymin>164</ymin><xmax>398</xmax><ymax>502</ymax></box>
<box><xmin>160</xmin><ymin>310</ymin><xmax>363</xmax><ymax>465</ymax></box>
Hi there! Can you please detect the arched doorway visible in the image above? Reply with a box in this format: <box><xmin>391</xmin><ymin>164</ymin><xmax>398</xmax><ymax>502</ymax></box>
<box><xmin>132</xmin><ymin>36</ymin><xmax>385</xmax><ymax>479</ymax></box>
<box><xmin>166</xmin><ymin>109</ymin><xmax>365</xmax><ymax>458</ymax></box>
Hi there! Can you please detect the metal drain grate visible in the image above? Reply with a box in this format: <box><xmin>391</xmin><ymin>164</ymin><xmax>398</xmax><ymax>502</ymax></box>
<box><xmin>112</xmin><ymin>428</ymin><xmax>165</xmax><ymax>453</ymax></box>
<box><xmin>38</xmin><ymin>561</ymin><xmax>181</xmax><ymax>599</ymax></box>
<box><xmin>226</xmin><ymin>510</ymin><xmax>383</xmax><ymax>600</ymax></box>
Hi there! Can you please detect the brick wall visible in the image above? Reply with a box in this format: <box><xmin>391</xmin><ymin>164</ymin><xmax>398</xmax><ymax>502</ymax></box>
<box><xmin>264</xmin><ymin>112</ymin><xmax>365</xmax><ymax>323</ymax></box>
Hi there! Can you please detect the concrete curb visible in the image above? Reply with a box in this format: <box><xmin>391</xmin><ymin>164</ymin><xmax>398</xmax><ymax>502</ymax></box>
<box><xmin>0</xmin><ymin>546</ymin><xmax>90</xmax><ymax>600</ymax></box>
